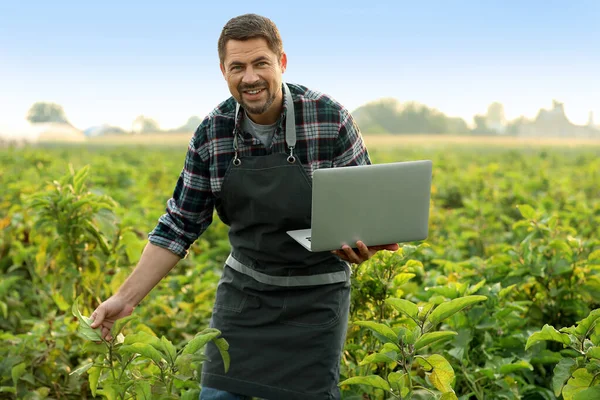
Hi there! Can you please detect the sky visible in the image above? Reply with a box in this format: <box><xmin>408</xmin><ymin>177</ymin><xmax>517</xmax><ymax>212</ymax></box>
<box><xmin>1</xmin><ymin>0</ymin><xmax>599</xmax><ymax>137</ymax></box>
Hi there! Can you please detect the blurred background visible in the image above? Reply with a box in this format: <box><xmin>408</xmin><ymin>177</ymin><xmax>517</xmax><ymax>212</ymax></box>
<box><xmin>1</xmin><ymin>0</ymin><xmax>599</xmax><ymax>145</ymax></box>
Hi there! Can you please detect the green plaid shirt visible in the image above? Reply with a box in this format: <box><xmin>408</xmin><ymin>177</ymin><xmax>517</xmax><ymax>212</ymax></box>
<box><xmin>148</xmin><ymin>82</ymin><xmax>371</xmax><ymax>257</ymax></box>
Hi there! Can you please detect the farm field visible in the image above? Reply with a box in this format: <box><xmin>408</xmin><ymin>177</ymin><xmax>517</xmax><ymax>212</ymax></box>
<box><xmin>1</xmin><ymin>136</ymin><xmax>600</xmax><ymax>399</ymax></box>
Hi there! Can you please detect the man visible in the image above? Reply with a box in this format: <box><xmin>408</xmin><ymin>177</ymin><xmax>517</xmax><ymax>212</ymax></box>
<box><xmin>91</xmin><ymin>13</ymin><xmax>398</xmax><ymax>400</ymax></box>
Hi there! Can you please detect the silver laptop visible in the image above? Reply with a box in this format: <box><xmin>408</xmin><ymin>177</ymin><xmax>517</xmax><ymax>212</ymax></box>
<box><xmin>287</xmin><ymin>160</ymin><xmax>433</xmax><ymax>252</ymax></box>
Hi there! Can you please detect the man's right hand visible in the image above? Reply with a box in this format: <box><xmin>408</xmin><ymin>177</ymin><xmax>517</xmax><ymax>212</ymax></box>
<box><xmin>90</xmin><ymin>295</ymin><xmax>135</xmax><ymax>341</ymax></box>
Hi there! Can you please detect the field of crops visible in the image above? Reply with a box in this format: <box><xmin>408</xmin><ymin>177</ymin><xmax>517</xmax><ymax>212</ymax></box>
<box><xmin>1</xmin><ymin>137</ymin><xmax>600</xmax><ymax>400</ymax></box>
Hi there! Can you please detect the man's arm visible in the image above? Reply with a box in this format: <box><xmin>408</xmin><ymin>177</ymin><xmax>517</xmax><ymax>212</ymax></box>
<box><xmin>113</xmin><ymin>242</ymin><xmax>181</xmax><ymax>307</ymax></box>
<box><xmin>91</xmin><ymin>124</ymin><xmax>215</xmax><ymax>339</ymax></box>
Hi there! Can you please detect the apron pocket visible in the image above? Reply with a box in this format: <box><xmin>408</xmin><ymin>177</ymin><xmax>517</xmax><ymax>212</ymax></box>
<box><xmin>213</xmin><ymin>280</ymin><xmax>248</xmax><ymax>313</ymax></box>
<box><xmin>280</xmin><ymin>283</ymin><xmax>348</xmax><ymax>329</ymax></box>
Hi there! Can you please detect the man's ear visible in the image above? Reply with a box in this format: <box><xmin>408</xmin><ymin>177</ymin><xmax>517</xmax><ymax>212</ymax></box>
<box><xmin>220</xmin><ymin>63</ymin><xmax>226</xmax><ymax>78</ymax></box>
<box><xmin>280</xmin><ymin>52</ymin><xmax>287</xmax><ymax>73</ymax></box>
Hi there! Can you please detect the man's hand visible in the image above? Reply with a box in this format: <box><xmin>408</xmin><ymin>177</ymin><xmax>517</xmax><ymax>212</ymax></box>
<box><xmin>331</xmin><ymin>241</ymin><xmax>400</xmax><ymax>264</ymax></box>
<box><xmin>90</xmin><ymin>295</ymin><xmax>135</xmax><ymax>341</ymax></box>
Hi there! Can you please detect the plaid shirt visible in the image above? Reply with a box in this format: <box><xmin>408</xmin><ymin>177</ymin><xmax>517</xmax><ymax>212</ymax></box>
<box><xmin>148</xmin><ymin>83</ymin><xmax>371</xmax><ymax>258</ymax></box>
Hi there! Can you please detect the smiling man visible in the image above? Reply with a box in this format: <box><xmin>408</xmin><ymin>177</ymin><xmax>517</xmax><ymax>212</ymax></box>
<box><xmin>90</xmin><ymin>13</ymin><xmax>397</xmax><ymax>400</ymax></box>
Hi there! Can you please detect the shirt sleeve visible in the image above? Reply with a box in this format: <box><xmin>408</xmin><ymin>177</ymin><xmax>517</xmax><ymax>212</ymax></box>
<box><xmin>148</xmin><ymin>124</ymin><xmax>214</xmax><ymax>258</ymax></box>
<box><xmin>333</xmin><ymin>107</ymin><xmax>372</xmax><ymax>167</ymax></box>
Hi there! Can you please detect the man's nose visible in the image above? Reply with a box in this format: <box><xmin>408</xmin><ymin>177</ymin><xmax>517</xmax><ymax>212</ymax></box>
<box><xmin>242</xmin><ymin>67</ymin><xmax>259</xmax><ymax>84</ymax></box>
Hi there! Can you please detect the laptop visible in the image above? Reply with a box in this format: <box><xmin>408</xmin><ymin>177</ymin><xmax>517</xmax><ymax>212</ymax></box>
<box><xmin>286</xmin><ymin>160</ymin><xmax>433</xmax><ymax>252</ymax></box>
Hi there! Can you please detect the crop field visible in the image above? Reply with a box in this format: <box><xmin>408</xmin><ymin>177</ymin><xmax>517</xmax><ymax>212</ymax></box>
<box><xmin>1</xmin><ymin>136</ymin><xmax>600</xmax><ymax>399</ymax></box>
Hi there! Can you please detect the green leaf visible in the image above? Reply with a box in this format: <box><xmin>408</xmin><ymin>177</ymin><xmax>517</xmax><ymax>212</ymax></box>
<box><xmin>69</xmin><ymin>362</ymin><xmax>93</xmax><ymax>377</ymax></box>
<box><xmin>385</xmin><ymin>298</ymin><xmax>419</xmax><ymax>320</ymax></box>
<box><xmin>499</xmin><ymin>284</ymin><xmax>516</xmax><ymax>299</ymax></box>
<box><xmin>181</xmin><ymin>328</ymin><xmax>221</xmax><ymax>355</ymax></box>
<box><xmin>160</xmin><ymin>336</ymin><xmax>177</xmax><ymax>364</ymax></box>
<box><xmin>586</xmin><ymin>346</ymin><xmax>600</xmax><ymax>359</ymax></box>
<box><xmin>88</xmin><ymin>366</ymin><xmax>101</xmax><ymax>397</ymax></box>
<box><xmin>213</xmin><ymin>337</ymin><xmax>230</xmax><ymax>373</ymax></box>
<box><xmin>526</xmin><ymin>324</ymin><xmax>572</xmax><ymax>350</ymax></box>
<box><xmin>0</xmin><ymin>276</ymin><xmax>20</xmax><ymax>297</ymax></box>
<box><xmin>414</xmin><ymin>331</ymin><xmax>458</xmax><ymax>351</ymax></box>
<box><xmin>0</xmin><ymin>387</ymin><xmax>16</xmax><ymax>394</ymax></box>
<box><xmin>563</xmin><ymin>368</ymin><xmax>594</xmax><ymax>400</ymax></box>
<box><xmin>387</xmin><ymin>371</ymin><xmax>407</xmax><ymax>393</ymax></box>
<box><xmin>82</xmin><ymin>341</ymin><xmax>108</xmax><ymax>354</ymax></box>
<box><xmin>11</xmin><ymin>362</ymin><xmax>26</xmax><ymax>386</ymax></box>
<box><xmin>111</xmin><ymin>315</ymin><xmax>137</xmax><ymax>337</ymax></box>
<box><xmin>589</xmin><ymin>250</ymin><xmax>600</xmax><ymax>265</ymax></box>
<box><xmin>427</xmin><ymin>296</ymin><xmax>487</xmax><ymax>327</ymax></box>
<box><xmin>120</xmin><ymin>342</ymin><xmax>166</xmax><ymax>365</ymax></box>
<box><xmin>574</xmin><ymin>386</ymin><xmax>600</xmax><ymax>400</ymax></box>
<box><xmin>134</xmin><ymin>381</ymin><xmax>152</xmax><ymax>400</ymax></box>
<box><xmin>574</xmin><ymin>309</ymin><xmax>600</xmax><ymax>338</ymax></box>
<box><xmin>123</xmin><ymin>331</ymin><xmax>162</xmax><ymax>349</ymax></box>
<box><xmin>120</xmin><ymin>231</ymin><xmax>146</xmax><ymax>264</ymax></box>
<box><xmin>73</xmin><ymin>165</ymin><xmax>90</xmax><ymax>194</ymax></box>
<box><xmin>359</xmin><ymin>351</ymin><xmax>398</xmax><ymax>366</ymax></box>
<box><xmin>354</xmin><ymin>321</ymin><xmax>398</xmax><ymax>344</ymax></box>
<box><xmin>517</xmin><ymin>204</ymin><xmax>536</xmax><ymax>220</ymax></box>
<box><xmin>499</xmin><ymin>360</ymin><xmax>534</xmax><ymax>374</ymax></box>
<box><xmin>51</xmin><ymin>292</ymin><xmax>70</xmax><ymax>312</ymax></box>
<box><xmin>393</xmin><ymin>273</ymin><xmax>416</xmax><ymax>286</ymax></box>
<box><xmin>339</xmin><ymin>375</ymin><xmax>391</xmax><ymax>392</ymax></box>
<box><xmin>467</xmin><ymin>279</ymin><xmax>486</xmax><ymax>295</ymax></box>
<box><xmin>440</xmin><ymin>393</ymin><xmax>459</xmax><ymax>400</ymax></box>
<box><xmin>71</xmin><ymin>296</ymin><xmax>103</xmax><ymax>341</ymax></box>
<box><xmin>417</xmin><ymin>354</ymin><xmax>455</xmax><ymax>393</ymax></box>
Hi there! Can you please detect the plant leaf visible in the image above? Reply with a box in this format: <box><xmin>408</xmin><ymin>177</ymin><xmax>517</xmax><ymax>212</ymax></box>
<box><xmin>499</xmin><ymin>360</ymin><xmax>534</xmax><ymax>374</ymax></box>
<box><xmin>354</xmin><ymin>321</ymin><xmax>398</xmax><ymax>344</ymax></box>
<box><xmin>427</xmin><ymin>296</ymin><xmax>487</xmax><ymax>327</ymax></box>
<box><xmin>11</xmin><ymin>363</ymin><xmax>26</xmax><ymax>386</ymax></box>
<box><xmin>181</xmin><ymin>328</ymin><xmax>221</xmax><ymax>355</ymax></box>
<box><xmin>120</xmin><ymin>342</ymin><xmax>166</xmax><ymax>365</ymax></box>
<box><xmin>339</xmin><ymin>375</ymin><xmax>391</xmax><ymax>391</ymax></box>
<box><xmin>359</xmin><ymin>351</ymin><xmax>398</xmax><ymax>366</ymax></box>
<box><xmin>69</xmin><ymin>362</ymin><xmax>93</xmax><ymax>377</ymax></box>
<box><xmin>417</xmin><ymin>354</ymin><xmax>455</xmax><ymax>393</ymax></box>
<box><xmin>563</xmin><ymin>368</ymin><xmax>594</xmax><ymax>400</ymax></box>
<box><xmin>213</xmin><ymin>337</ymin><xmax>230</xmax><ymax>373</ymax></box>
<box><xmin>88</xmin><ymin>366</ymin><xmax>101</xmax><ymax>397</ymax></box>
<box><xmin>574</xmin><ymin>386</ymin><xmax>600</xmax><ymax>400</ymax></box>
<box><xmin>574</xmin><ymin>309</ymin><xmax>600</xmax><ymax>339</ymax></box>
<box><xmin>414</xmin><ymin>331</ymin><xmax>458</xmax><ymax>351</ymax></box>
<box><xmin>111</xmin><ymin>315</ymin><xmax>137</xmax><ymax>337</ymax></box>
<box><xmin>385</xmin><ymin>298</ymin><xmax>419</xmax><ymax>320</ymax></box>
<box><xmin>526</xmin><ymin>324</ymin><xmax>572</xmax><ymax>350</ymax></box>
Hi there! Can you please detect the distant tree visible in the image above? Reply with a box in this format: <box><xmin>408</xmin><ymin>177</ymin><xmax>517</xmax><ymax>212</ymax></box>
<box><xmin>352</xmin><ymin>99</ymin><xmax>469</xmax><ymax>134</ymax></box>
<box><xmin>172</xmin><ymin>116</ymin><xmax>202</xmax><ymax>133</ymax></box>
<box><xmin>132</xmin><ymin>115</ymin><xmax>160</xmax><ymax>134</ymax></box>
<box><xmin>26</xmin><ymin>102</ymin><xmax>69</xmax><ymax>124</ymax></box>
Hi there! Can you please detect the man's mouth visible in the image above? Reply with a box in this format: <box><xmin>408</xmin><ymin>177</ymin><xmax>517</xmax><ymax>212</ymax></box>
<box><xmin>243</xmin><ymin>88</ymin><xmax>265</xmax><ymax>95</ymax></box>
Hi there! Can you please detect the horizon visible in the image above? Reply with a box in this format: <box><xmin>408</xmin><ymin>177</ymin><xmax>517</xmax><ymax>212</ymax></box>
<box><xmin>1</xmin><ymin>0</ymin><xmax>599</xmax><ymax>137</ymax></box>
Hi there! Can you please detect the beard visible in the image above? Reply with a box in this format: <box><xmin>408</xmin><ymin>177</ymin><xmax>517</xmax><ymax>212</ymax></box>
<box><xmin>237</xmin><ymin>81</ymin><xmax>277</xmax><ymax>115</ymax></box>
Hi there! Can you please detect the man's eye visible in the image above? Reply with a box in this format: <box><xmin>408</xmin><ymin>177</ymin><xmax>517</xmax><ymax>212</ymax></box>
<box><xmin>257</xmin><ymin>62</ymin><xmax>267</xmax><ymax>67</ymax></box>
<box><xmin>230</xmin><ymin>66</ymin><xmax>242</xmax><ymax>71</ymax></box>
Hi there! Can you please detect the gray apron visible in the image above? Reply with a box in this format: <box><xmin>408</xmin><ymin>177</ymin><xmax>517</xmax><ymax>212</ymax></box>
<box><xmin>201</xmin><ymin>84</ymin><xmax>351</xmax><ymax>400</ymax></box>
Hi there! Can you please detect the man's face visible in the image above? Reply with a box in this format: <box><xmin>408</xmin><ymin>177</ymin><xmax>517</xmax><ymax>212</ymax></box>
<box><xmin>220</xmin><ymin>38</ymin><xmax>287</xmax><ymax>122</ymax></box>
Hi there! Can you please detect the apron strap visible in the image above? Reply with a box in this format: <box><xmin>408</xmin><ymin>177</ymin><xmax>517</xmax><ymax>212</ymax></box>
<box><xmin>226</xmin><ymin>253</ymin><xmax>350</xmax><ymax>287</ymax></box>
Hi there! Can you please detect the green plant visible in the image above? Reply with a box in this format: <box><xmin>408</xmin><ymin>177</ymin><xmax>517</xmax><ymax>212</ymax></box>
<box><xmin>71</xmin><ymin>297</ymin><xmax>229</xmax><ymax>400</ymax></box>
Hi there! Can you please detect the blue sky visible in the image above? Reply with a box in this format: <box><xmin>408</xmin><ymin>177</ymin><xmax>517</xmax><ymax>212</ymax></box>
<box><xmin>1</xmin><ymin>0</ymin><xmax>598</xmax><ymax>135</ymax></box>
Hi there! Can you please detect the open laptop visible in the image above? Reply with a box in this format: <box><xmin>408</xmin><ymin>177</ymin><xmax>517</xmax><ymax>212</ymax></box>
<box><xmin>286</xmin><ymin>160</ymin><xmax>433</xmax><ymax>252</ymax></box>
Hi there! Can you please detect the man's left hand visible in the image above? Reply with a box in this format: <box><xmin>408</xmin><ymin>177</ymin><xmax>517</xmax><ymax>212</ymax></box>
<box><xmin>331</xmin><ymin>241</ymin><xmax>400</xmax><ymax>264</ymax></box>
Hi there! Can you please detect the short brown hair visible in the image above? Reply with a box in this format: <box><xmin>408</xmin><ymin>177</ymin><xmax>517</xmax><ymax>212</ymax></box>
<box><xmin>218</xmin><ymin>14</ymin><xmax>283</xmax><ymax>64</ymax></box>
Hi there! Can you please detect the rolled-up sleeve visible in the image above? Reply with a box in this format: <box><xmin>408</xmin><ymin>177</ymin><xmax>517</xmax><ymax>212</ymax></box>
<box><xmin>148</xmin><ymin>125</ymin><xmax>214</xmax><ymax>258</ymax></box>
<box><xmin>333</xmin><ymin>107</ymin><xmax>372</xmax><ymax>167</ymax></box>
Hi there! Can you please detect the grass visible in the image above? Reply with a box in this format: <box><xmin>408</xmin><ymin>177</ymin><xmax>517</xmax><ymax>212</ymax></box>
<box><xmin>84</xmin><ymin>132</ymin><xmax>600</xmax><ymax>149</ymax></box>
